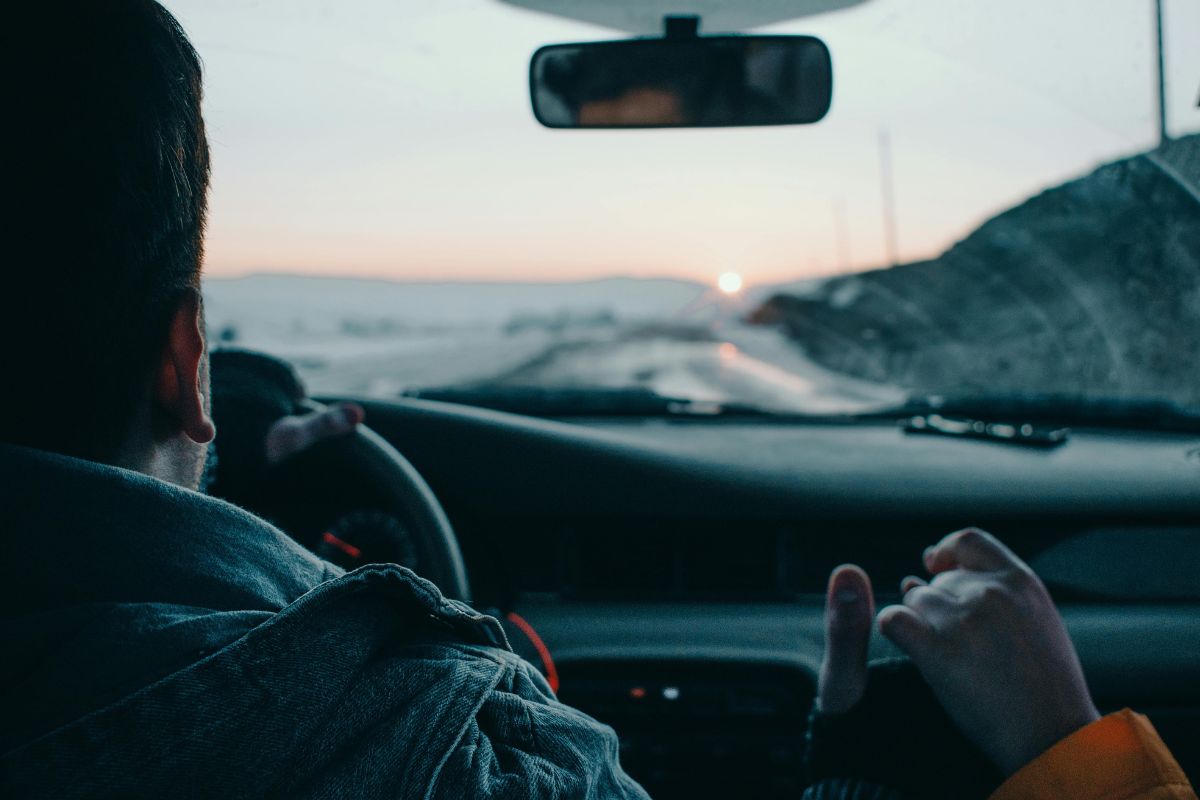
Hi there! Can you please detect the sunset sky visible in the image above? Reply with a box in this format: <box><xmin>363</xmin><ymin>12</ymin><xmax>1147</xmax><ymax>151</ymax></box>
<box><xmin>165</xmin><ymin>0</ymin><xmax>1200</xmax><ymax>287</ymax></box>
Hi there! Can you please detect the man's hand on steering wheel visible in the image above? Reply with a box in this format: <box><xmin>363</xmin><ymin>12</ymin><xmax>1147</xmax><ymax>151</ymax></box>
<box><xmin>816</xmin><ymin>528</ymin><xmax>1100</xmax><ymax>779</ymax></box>
<box><xmin>208</xmin><ymin>349</ymin><xmax>366</xmax><ymax>495</ymax></box>
<box><xmin>878</xmin><ymin>528</ymin><xmax>1099</xmax><ymax>775</ymax></box>
<box><xmin>264</xmin><ymin>402</ymin><xmax>365</xmax><ymax>465</ymax></box>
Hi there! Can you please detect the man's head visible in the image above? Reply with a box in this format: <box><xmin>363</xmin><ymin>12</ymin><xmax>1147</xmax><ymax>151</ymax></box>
<box><xmin>2</xmin><ymin>0</ymin><xmax>214</xmax><ymax>487</ymax></box>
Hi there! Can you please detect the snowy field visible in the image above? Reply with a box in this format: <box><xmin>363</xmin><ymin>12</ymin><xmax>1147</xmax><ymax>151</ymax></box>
<box><xmin>203</xmin><ymin>274</ymin><xmax>901</xmax><ymax>413</ymax></box>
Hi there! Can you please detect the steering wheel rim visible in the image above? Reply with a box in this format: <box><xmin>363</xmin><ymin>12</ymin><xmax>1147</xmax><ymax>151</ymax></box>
<box><xmin>303</xmin><ymin>400</ymin><xmax>471</xmax><ymax>601</ymax></box>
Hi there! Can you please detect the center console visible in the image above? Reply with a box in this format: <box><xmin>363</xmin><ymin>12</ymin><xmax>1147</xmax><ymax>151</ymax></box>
<box><xmin>555</xmin><ymin>660</ymin><xmax>814</xmax><ymax>799</ymax></box>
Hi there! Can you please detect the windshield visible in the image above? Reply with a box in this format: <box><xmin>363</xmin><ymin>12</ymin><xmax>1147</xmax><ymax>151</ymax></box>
<box><xmin>177</xmin><ymin>0</ymin><xmax>1200</xmax><ymax>418</ymax></box>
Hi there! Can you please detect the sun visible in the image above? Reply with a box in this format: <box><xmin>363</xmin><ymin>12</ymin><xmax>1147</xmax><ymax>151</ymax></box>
<box><xmin>717</xmin><ymin>271</ymin><xmax>743</xmax><ymax>295</ymax></box>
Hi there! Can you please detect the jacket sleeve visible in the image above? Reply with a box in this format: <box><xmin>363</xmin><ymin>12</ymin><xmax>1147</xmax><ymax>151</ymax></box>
<box><xmin>430</xmin><ymin>650</ymin><xmax>650</xmax><ymax>800</ymax></box>
<box><xmin>989</xmin><ymin>709</ymin><xmax>1197</xmax><ymax>800</ymax></box>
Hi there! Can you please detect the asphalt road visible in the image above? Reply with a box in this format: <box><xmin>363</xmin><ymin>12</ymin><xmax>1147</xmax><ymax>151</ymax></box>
<box><xmin>272</xmin><ymin>321</ymin><xmax>902</xmax><ymax>414</ymax></box>
<box><xmin>490</xmin><ymin>324</ymin><xmax>903</xmax><ymax>414</ymax></box>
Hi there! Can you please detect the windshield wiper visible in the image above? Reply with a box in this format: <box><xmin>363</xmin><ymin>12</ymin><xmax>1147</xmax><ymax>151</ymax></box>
<box><xmin>401</xmin><ymin>385</ymin><xmax>775</xmax><ymax>418</ymax></box>
<box><xmin>891</xmin><ymin>393</ymin><xmax>1200</xmax><ymax>434</ymax></box>
<box><xmin>400</xmin><ymin>386</ymin><xmax>1200</xmax><ymax>432</ymax></box>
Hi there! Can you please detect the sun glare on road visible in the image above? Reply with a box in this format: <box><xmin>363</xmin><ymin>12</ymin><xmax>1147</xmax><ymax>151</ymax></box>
<box><xmin>717</xmin><ymin>272</ymin><xmax>743</xmax><ymax>295</ymax></box>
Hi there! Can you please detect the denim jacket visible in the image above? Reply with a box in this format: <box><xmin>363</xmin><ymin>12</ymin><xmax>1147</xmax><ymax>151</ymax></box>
<box><xmin>0</xmin><ymin>443</ymin><xmax>648</xmax><ymax>799</ymax></box>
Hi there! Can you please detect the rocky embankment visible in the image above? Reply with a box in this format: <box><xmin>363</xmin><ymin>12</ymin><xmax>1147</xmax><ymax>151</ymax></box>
<box><xmin>749</xmin><ymin>134</ymin><xmax>1200</xmax><ymax>405</ymax></box>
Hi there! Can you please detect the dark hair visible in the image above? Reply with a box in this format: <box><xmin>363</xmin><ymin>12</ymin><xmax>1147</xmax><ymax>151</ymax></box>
<box><xmin>2</xmin><ymin>0</ymin><xmax>210</xmax><ymax>460</ymax></box>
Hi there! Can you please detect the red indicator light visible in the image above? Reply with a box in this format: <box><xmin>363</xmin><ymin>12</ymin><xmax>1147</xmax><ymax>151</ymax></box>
<box><xmin>506</xmin><ymin>612</ymin><xmax>560</xmax><ymax>694</ymax></box>
<box><xmin>629</xmin><ymin>686</ymin><xmax>647</xmax><ymax>700</ymax></box>
<box><xmin>322</xmin><ymin>531</ymin><xmax>362</xmax><ymax>560</ymax></box>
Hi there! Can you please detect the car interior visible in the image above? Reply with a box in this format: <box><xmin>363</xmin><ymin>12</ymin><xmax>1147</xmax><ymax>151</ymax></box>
<box><xmin>167</xmin><ymin>0</ymin><xmax>1200</xmax><ymax>796</ymax></box>
<box><xmin>240</xmin><ymin>391</ymin><xmax>1200</xmax><ymax>798</ymax></box>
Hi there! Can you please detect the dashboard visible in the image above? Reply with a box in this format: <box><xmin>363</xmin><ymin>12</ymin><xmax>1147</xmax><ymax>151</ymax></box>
<box><xmin>261</xmin><ymin>397</ymin><xmax>1200</xmax><ymax>798</ymax></box>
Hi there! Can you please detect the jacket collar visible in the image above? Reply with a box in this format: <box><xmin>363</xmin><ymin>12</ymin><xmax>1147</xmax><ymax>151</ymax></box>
<box><xmin>0</xmin><ymin>442</ymin><xmax>339</xmax><ymax>616</ymax></box>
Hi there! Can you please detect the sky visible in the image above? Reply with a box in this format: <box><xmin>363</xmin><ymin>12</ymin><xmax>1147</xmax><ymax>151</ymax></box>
<box><xmin>164</xmin><ymin>0</ymin><xmax>1200</xmax><ymax>287</ymax></box>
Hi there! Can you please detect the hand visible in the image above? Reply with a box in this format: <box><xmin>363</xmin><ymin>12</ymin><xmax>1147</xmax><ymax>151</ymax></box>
<box><xmin>264</xmin><ymin>402</ymin><xmax>365</xmax><ymax>465</ymax></box>
<box><xmin>814</xmin><ymin>564</ymin><xmax>1006</xmax><ymax>799</ymax></box>
<box><xmin>878</xmin><ymin>528</ymin><xmax>1100</xmax><ymax>775</ymax></box>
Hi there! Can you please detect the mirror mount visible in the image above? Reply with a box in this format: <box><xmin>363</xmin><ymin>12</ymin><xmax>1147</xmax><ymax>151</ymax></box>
<box><xmin>662</xmin><ymin>15</ymin><xmax>700</xmax><ymax>39</ymax></box>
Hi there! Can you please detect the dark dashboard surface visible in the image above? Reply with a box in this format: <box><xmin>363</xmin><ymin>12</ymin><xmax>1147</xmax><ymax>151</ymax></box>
<box><xmin>319</xmin><ymin>398</ymin><xmax>1200</xmax><ymax>795</ymax></box>
<box><xmin>347</xmin><ymin>397</ymin><xmax>1200</xmax><ymax>602</ymax></box>
<box><xmin>358</xmin><ymin>398</ymin><xmax>1200</xmax><ymax>520</ymax></box>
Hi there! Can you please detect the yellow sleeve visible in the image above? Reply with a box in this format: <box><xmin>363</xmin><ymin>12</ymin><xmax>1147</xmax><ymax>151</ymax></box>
<box><xmin>989</xmin><ymin>709</ymin><xmax>1196</xmax><ymax>800</ymax></box>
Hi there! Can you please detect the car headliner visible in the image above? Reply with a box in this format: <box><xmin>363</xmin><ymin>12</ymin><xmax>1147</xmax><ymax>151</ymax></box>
<box><xmin>495</xmin><ymin>0</ymin><xmax>870</xmax><ymax>34</ymax></box>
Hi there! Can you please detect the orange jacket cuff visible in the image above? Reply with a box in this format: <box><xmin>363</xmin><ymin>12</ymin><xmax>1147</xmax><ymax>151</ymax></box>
<box><xmin>990</xmin><ymin>709</ymin><xmax>1195</xmax><ymax>800</ymax></box>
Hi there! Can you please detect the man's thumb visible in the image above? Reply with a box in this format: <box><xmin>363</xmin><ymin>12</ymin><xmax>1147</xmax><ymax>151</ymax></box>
<box><xmin>817</xmin><ymin>565</ymin><xmax>874</xmax><ymax>714</ymax></box>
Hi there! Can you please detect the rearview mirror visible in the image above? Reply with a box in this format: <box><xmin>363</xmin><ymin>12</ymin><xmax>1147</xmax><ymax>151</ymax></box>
<box><xmin>530</xmin><ymin>32</ymin><xmax>832</xmax><ymax>129</ymax></box>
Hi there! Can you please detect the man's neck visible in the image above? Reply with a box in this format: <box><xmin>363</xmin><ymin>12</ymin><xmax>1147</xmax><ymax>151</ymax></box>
<box><xmin>142</xmin><ymin>437</ymin><xmax>207</xmax><ymax>490</ymax></box>
<box><xmin>111</xmin><ymin>425</ymin><xmax>203</xmax><ymax>491</ymax></box>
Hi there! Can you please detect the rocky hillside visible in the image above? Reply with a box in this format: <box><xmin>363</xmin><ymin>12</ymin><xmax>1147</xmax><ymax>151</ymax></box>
<box><xmin>749</xmin><ymin>134</ymin><xmax>1200</xmax><ymax>405</ymax></box>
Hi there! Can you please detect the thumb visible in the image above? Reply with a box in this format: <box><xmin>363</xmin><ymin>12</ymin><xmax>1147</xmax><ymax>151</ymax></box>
<box><xmin>817</xmin><ymin>564</ymin><xmax>874</xmax><ymax>714</ymax></box>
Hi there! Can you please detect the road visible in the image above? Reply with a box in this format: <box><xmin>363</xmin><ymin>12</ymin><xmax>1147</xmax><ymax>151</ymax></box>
<box><xmin>487</xmin><ymin>324</ymin><xmax>903</xmax><ymax>414</ymax></box>
<box><xmin>257</xmin><ymin>320</ymin><xmax>902</xmax><ymax>414</ymax></box>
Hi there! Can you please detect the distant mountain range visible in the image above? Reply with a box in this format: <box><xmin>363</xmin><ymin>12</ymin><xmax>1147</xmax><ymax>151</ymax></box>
<box><xmin>203</xmin><ymin>274</ymin><xmax>711</xmax><ymax>342</ymax></box>
<box><xmin>748</xmin><ymin>133</ymin><xmax>1200</xmax><ymax>405</ymax></box>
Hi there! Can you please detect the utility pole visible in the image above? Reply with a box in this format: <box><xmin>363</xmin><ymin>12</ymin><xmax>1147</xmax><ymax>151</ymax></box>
<box><xmin>1154</xmin><ymin>0</ymin><xmax>1169</xmax><ymax>145</ymax></box>
<box><xmin>878</xmin><ymin>129</ymin><xmax>899</xmax><ymax>268</ymax></box>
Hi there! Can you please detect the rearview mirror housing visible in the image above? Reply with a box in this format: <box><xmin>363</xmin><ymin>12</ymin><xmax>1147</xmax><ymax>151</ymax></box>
<box><xmin>530</xmin><ymin>27</ymin><xmax>832</xmax><ymax>129</ymax></box>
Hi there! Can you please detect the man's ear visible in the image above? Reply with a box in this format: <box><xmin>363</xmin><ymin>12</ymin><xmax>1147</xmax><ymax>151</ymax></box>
<box><xmin>154</xmin><ymin>289</ymin><xmax>216</xmax><ymax>445</ymax></box>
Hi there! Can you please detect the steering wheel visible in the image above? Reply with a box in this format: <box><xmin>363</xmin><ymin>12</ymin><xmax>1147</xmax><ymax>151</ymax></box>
<box><xmin>291</xmin><ymin>400</ymin><xmax>472</xmax><ymax>601</ymax></box>
<box><xmin>209</xmin><ymin>349</ymin><xmax>470</xmax><ymax>600</ymax></box>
